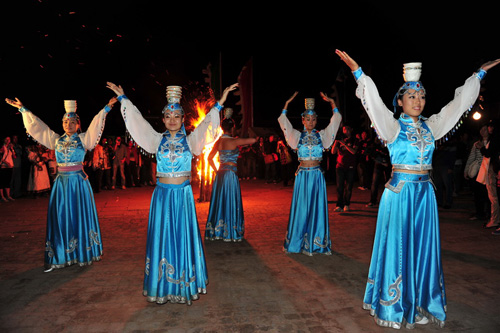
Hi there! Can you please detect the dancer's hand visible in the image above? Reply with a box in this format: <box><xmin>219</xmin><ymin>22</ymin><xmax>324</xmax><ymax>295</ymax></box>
<box><xmin>107</xmin><ymin>96</ymin><xmax>118</xmax><ymax>108</ymax></box>
<box><xmin>481</xmin><ymin>59</ymin><xmax>500</xmax><ymax>71</ymax></box>
<box><xmin>5</xmin><ymin>97</ymin><xmax>23</xmax><ymax>109</ymax></box>
<box><xmin>283</xmin><ymin>91</ymin><xmax>298</xmax><ymax>110</ymax></box>
<box><xmin>320</xmin><ymin>92</ymin><xmax>337</xmax><ymax>109</ymax></box>
<box><xmin>106</xmin><ymin>82</ymin><xmax>125</xmax><ymax>96</ymax></box>
<box><xmin>219</xmin><ymin>83</ymin><xmax>239</xmax><ymax>105</ymax></box>
<box><xmin>336</xmin><ymin>49</ymin><xmax>359</xmax><ymax>72</ymax></box>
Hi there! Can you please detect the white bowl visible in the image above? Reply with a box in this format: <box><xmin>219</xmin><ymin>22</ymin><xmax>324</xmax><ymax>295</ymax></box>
<box><xmin>403</xmin><ymin>62</ymin><xmax>422</xmax><ymax>82</ymax></box>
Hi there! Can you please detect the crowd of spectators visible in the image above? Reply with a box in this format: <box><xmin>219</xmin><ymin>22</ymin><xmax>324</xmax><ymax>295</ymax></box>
<box><xmin>2</xmin><ymin>121</ymin><xmax>499</xmax><ymax>234</ymax></box>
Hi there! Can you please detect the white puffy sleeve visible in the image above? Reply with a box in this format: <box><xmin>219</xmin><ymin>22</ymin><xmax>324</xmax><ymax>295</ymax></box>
<box><xmin>319</xmin><ymin>110</ymin><xmax>342</xmax><ymax>149</ymax></box>
<box><xmin>355</xmin><ymin>72</ymin><xmax>400</xmax><ymax>143</ymax></box>
<box><xmin>119</xmin><ymin>96</ymin><xmax>163</xmax><ymax>154</ymax></box>
<box><xmin>20</xmin><ymin>108</ymin><xmax>60</xmax><ymax>150</ymax></box>
<box><xmin>278</xmin><ymin>111</ymin><xmax>301</xmax><ymax>150</ymax></box>
<box><xmin>78</xmin><ymin>108</ymin><xmax>109</xmax><ymax>150</ymax></box>
<box><xmin>425</xmin><ymin>72</ymin><xmax>483</xmax><ymax>140</ymax></box>
<box><xmin>187</xmin><ymin>103</ymin><xmax>222</xmax><ymax>156</ymax></box>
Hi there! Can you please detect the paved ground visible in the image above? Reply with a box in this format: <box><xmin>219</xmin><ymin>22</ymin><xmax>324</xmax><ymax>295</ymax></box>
<box><xmin>1</xmin><ymin>179</ymin><xmax>500</xmax><ymax>332</ymax></box>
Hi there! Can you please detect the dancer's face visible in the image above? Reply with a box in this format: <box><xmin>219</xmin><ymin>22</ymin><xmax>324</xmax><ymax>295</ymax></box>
<box><xmin>63</xmin><ymin>118</ymin><xmax>79</xmax><ymax>135</ymax></box>
<box><xmin>302</xmin><ymin>114</ymin><xmax>317</xmax><ymax>132</ymax></box>
<box><xmin>398</xmin><ymin>89</ymin><xmax>426</xmax><ymax>121</ymax></box>
<box><xmin>163</xmin><ymin>111</ymin><xmax>183</xmax><ymax>132</ymax></box>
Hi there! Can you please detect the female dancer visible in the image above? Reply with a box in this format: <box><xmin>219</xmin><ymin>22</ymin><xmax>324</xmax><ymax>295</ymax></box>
<box><xmin>278</xmin><ymin>92</ymin><xmax>342</xmax><ymax>255</ymax></box>
<box><xmin>205</xmin><ymin>108</ymin><xmax>257</xmax><ymax>242</ymax></box>
<box><xmin>106</xmin><ymin>81</ymin><xmax>238</xmax><ymax>305</ymax></box>
<box><xmin>5</xmin><ymin>97</ymin><xmax>116</xmax><ymax>272</ymax></box>
<box><xmin>336</xmin><ymin>49</ymin><xmax>500</xmax><ymax>329</ymax></box>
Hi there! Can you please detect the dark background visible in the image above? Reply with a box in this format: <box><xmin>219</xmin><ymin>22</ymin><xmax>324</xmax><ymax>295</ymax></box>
<box><xmin>1</xmin><ymin>1</ymin><xmax>499</xmax><ymax>143</ymax></box>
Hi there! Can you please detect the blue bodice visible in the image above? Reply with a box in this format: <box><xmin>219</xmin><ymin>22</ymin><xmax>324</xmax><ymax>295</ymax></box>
<box><xmin>55</xmin><ymin>134</ymin><xmax>87</xmax><ymax>166</ymax></box>
<box><xmin>387</xmin><ymin>114</ymin><xmax>435</xmax><ymax>171</ymax></box>
<box><xmin>297</xmin><ymin>130</ymin><xmax>324</xmax><ymax>161</ymax></box>
<box><xmin>156</xmin><ymin>131</ymin><xmax>192</xmax><ymax>178</ymax></box>
<box><xmin>219</xmin><ymin>149</ymin><xmax>239</xmax><ymax>164</ymax></box>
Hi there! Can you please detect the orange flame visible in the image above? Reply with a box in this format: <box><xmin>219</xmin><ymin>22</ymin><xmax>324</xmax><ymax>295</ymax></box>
<box><xmin>190</xmin><ymin>99</ymin><xmax>222</xmax><ymax>186</ymax></box>
<box><xmin>190</xmin><ymin>99</ymin><xmax>209</xmax><ymax>128</ymax></box>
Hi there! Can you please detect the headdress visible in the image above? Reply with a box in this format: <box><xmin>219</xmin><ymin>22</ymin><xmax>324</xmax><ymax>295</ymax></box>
<box><xmin>392</xmin><ymin>62</ymin><xmax>426</xmax><ymax>113</ymax></box>
<box><xmin>223</xmin><ymin>107</ymin><xmax>233</xmax><ymax>120</ymax></box>
<box><xmin>162</xmin><ymin>85</ymin><xmax>184</xmax><ymax>115</ymax></box>
<box><xmin>62</xmin><ymin>100</ymin><xmax>80</xmax><ymax>122</ymax></box>
<box><xmin>221</xmin><ymin>108</ymin><xmax>235</xmax><ymax>133</ymax></box>
<box><xmin>301</xmin><ymin>98</ymin><xmax>317</xmax><ymax>117</ymax></box>
<box><xmin>162</xmin><ymin>85</ymin><xmax>187</xmax><ymax>135</ymax></box>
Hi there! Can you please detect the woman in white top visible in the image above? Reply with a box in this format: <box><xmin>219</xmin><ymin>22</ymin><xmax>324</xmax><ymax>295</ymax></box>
<box><xmin>337</xmin><ymin>49</ymin><xmax>499</xmax><ymax>329</ymax></box>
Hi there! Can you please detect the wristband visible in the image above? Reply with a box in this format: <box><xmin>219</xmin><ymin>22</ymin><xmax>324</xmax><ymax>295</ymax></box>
<box><xmin>352</xmin><ymin>67</ymin><xmax>363</xmax><ymax>81</ymax></box>
<box><xmin>476</xmin><ymin>68</ymin><xmax>487</xmax><ymax>80</ymax></box>
<box><xmin>117</xmin><ymin>95</ymin><xmax>127</xmax><ymax>102</ymax></box>
<box><xmin>214</xmin><ymin>102</ymin><xmax>223</xmax><ymax>112</ymax></box>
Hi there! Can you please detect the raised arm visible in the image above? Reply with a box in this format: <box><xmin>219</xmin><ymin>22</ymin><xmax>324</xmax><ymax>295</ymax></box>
<box><xmin>318</xmin><ymin>92</ymin><xmax>342</xmax><ymax>149</ymax></box>
<box><xmin>5</xmin><ymin>98</ymin><xmax>60</xmax><ymax>150</ymax></box>
<box><xmin>106</xmin><ymin>82</ymin><xmax>162</xmax><ymax>154</ymax></box>
<box><xmin>278</xmin><ymin>92</ymin><xmax>301</xmax><ymax>149</ymax></box>
<box><xmin>187</xmin><ymin>83</ymin><xmax>238</xmax><ymax>156</ymax></box>
<box><xmin>79</xmin><ymin>96</ymin><xmax>116</xmax><ymax>150</ymax></box>
<box><xmin>426</xmin><ymin>59</ymin><xmax>500</xmax><ymax>140</ymax></box>
<box><xmin>218</xmin><ymin>83</ymin><xmax>239</xmax><ymax>106</ymax></box>
<box><xmin>336</xmin><ymin>50</ymin><xmax>400</xmax><ymax>143</ymax></box>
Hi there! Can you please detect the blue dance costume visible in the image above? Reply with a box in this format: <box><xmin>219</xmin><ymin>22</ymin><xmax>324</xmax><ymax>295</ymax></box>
<box><xmin>19</xmin><ymin>105</ymin><xmax>110</xmax><ymax>270</ymax></box>
<box><xmin>118</xmin><ymin>95</ymin><xmax>221</xmax><ymax>305</ymax></box>
<box><xmin>353</xmin><ymin>67</ymin><xmax>486</xmax><ymax>328</ymax></box>
<box><xmin>278</xmin><ymin>108</ymin><xmax>342</xmax><ymax>255</ymax></box>
<box><xmin>205</xmin><ymin>141</ymin><xmax>245</xmax><ymax>242</ymax></box>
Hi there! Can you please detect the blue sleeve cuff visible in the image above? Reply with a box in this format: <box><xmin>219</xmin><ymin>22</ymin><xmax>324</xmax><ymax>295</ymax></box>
<box><xmin>117</xmin><ymin>95</ymin><xmax>127</xmax><ymax>102</ymax></box>
<box><xmin>282</xmin><ymin>109</ymin><xmax>287</xmax><ymax>114</ymax></box>
<box><xmin>333</xmin><ymin>107</ymin><xmax>339</xmax><ymax>113</ymax></box>
<box><xmin>352</xmin><ymin>67</ymin><xmax>363</xmax><ymax>81</ymax></box>
<box><xmin>214</xmin><ymin>102</ymin><xmax>223</xmax><ymax>112</ymax></box>
<box><xmin>476</xmin><ymin>68</ymin><xmax>487</xmax><ymax>80</ymax></box>
<box><xmin>104</xmin><ymin>105</ymin><xmax>111</xmax><ymax>113</ymax></box>
<box><xmin>19</xmin><ymin>106</ymin><xmax>28</xmax><ymax>113</ymax></box>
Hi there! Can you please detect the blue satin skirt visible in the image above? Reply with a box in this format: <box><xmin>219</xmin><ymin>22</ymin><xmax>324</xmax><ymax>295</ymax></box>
<box><xmin>143</xmin><ymin>180</ymin><xmax>208</xmax><ymax>305</ymax></box>
<box><xmin>363</xmin><ymin>172</ymin><xmax>446</xmax><ymax>329</ymax></box>
<box><xmin>205</xmin><ymin>165</ymin><xmax>244</xmax><ymax>242</ymax></box>
<box><xmin>45</xmin><ymin>169</ymin><xmax>103</xmax><ymax>269</ymax></box>
<box><xmin>284</xmin><ymin>166</ymin><xmax>331</xmax><ymax>255</ymax></box>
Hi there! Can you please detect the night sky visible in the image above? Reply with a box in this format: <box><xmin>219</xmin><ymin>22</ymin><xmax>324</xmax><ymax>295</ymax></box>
<box><xmin>1</xmin><ymin>1</ymin><xmax>499</xmax><ymax>144</ymax></box>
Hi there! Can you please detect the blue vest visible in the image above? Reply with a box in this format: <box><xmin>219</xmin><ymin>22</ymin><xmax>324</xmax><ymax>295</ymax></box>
<box><xmin>297</xmin><ymin>130</ymin><xmax>324</xmax><ymax>161</ymax></box>
<box><xmin>388</xmin><ymin>114</ymin><xmax>435</xmax><ymax>171</ymax></box>
<box><xmin>55</xmin><ymin>133</ymin><xmax>86</xmax><ymax>166</ymax></box>
<box><xmin>156</xmin><ymin>131</ymin><xmax>192</xmax><ymax>178</ymax></box>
